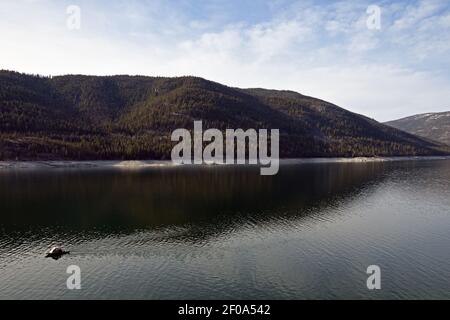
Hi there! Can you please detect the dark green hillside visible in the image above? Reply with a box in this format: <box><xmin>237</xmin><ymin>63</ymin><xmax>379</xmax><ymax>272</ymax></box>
<box><xmin>0</xmin><ymin>70</ymin><xmax>448</xmax><ymax>160</ymax></box>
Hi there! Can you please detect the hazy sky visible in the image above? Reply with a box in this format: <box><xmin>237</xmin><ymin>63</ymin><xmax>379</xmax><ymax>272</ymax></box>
<box><xmin>1</xmin><ymin>0</ymin><xmax>449</xmax><ymax>121</ymax></box>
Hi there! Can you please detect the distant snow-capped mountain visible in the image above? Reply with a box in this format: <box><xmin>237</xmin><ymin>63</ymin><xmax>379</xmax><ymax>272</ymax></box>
<box><xmin>385</xmin><ymin>111</ymin><xmax>450</xmax><ymax>146</ymax></box>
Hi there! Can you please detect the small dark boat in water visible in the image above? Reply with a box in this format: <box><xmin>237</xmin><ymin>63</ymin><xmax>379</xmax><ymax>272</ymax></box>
<box><xmin>45</xmin><ymin>246</ymin><xmax>70</xmax><ymax>260</ymax></box>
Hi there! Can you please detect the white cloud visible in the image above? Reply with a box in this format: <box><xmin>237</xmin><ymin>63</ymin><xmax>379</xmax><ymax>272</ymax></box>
<box><xmin>0</xmin><ymin>0</ymin><xmax>449</xmax><ymax>121</ymax></box>
<box><xmin>392</xmin><ymin>0</ymin><xmax>443</xmax><ymax>30</ymax></box>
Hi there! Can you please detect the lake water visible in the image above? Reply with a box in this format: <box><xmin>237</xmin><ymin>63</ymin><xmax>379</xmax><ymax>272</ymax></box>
<box><xmin>0</xmin><ymin>159</ymin><xmax>449</xmax><ymax>299</ymax></box>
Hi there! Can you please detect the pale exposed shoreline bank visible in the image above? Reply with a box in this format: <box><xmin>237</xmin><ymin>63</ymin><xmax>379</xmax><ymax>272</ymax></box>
<box><xmin>1</xmin><ymin>156</ymin><xmax>450</xmax><ymax>170</ymax></box>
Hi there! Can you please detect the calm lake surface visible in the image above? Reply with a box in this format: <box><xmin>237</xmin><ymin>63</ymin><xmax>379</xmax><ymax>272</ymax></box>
<box><xmin>0</xmin><ymin>159</ymin><xmax>449</xmax><ymax>299</ymax></box>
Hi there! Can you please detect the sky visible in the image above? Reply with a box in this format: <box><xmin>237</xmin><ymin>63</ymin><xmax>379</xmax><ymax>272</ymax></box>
<box><xmin>0</xmin><ymin>0</ymin><xmax>449</xmax><ymax>121</ymax></box>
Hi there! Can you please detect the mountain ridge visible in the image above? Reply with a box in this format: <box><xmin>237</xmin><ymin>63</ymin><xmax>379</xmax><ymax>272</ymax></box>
<box><xmin>385</xmin><ymin>111</ymin><xmax>450</xmax><ymax>146</ymax></box>
<box><xmin>0</xmin><ymin>69</ymin><xmax>448</xmax><ymax>160</ymax></box>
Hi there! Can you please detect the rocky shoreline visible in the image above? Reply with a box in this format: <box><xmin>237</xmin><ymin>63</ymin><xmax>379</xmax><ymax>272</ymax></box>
<box><xmin>1</xmin><ymin>156</ymin><xmax>450</xmax><ymax>170</ymax></box>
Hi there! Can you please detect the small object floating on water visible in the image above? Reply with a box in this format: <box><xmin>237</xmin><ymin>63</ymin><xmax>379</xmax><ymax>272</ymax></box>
<box><xmin>45</xmin><ymin>246</ymin><xmax>70</xmax><ymax>260</ymax></box>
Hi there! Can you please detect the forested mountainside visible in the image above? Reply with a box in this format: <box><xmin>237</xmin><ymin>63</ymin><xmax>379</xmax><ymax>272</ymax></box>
<box><xmin>0</xmin><ymin>70</ymin><xmax>447</xmax><ymax>160</ymax></box>
<box><xmin>386</xmin><ymin>112</ymin><xmax>450</xmax><ymax>146</ymax></box>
